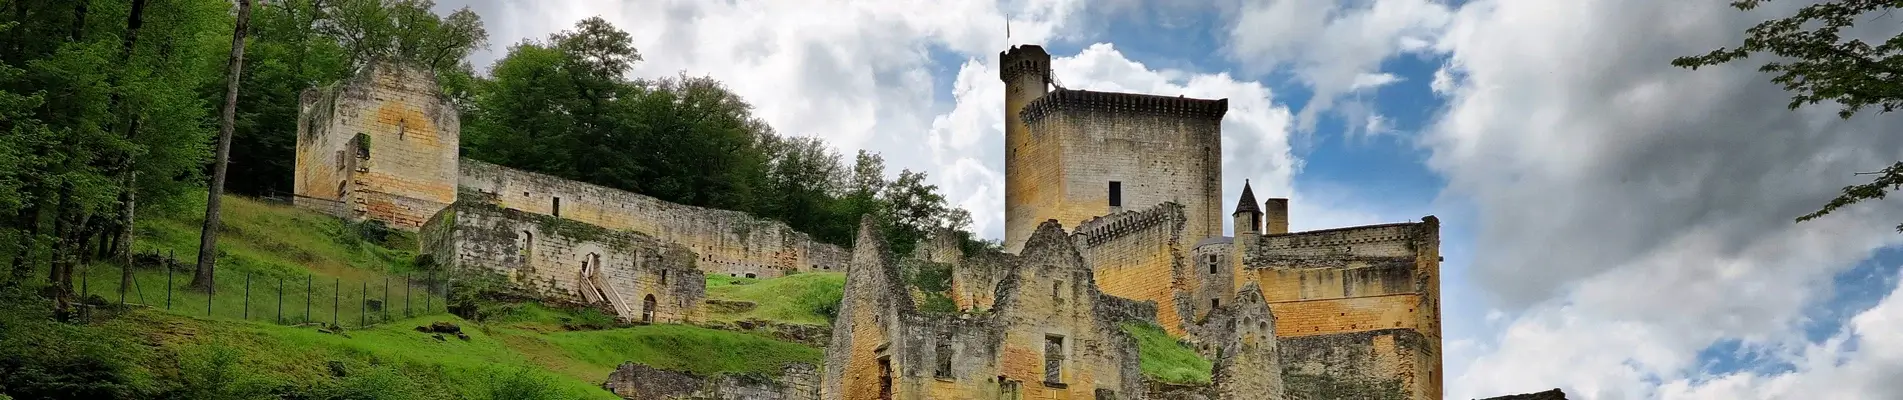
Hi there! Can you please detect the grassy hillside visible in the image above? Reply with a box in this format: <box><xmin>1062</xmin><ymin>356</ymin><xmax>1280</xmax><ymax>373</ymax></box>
<box><xmin>704</xmin><ymin>272</ymin><xmax>845</xmax><ymax>326</ymax></box>
<box><xmin>0</xmin><ymin>195</ymin><xmax>823</xmax><ymax>400</ymax></box>
<box><xmin>1124</xmin><ymin>322</ymin><xmax>1214</xmax><ymax>385</ymax></box>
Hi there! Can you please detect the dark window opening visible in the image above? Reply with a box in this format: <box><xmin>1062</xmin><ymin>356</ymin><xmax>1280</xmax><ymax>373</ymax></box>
<box><xmin>660</xmin><ymin>270</ymin><xmax>668</xmax><ymax>285</ymax></box>
<box><xmin>551</xmin><ymin>197</ymin><xmax>562</xmax><ymax>217</ymax></box>
<box><xmin>642</xmin><ymin>294</ymin><xmax>657</xmax><ymax>323</ymax></box>
<box><xmin>1251</xmin><ymin>215</ymin><xmax>1261</xmax><ymax>232</ymax></box>
<box><xmin>1211</xmin><ymin>298</ymin><xmax>1220</xmax><ymax>310</ymax></box>
<box><xmin>935</xmin><ymin>339</ymin><xmax>955</xmax><ymax>379</ymax></box>
<box><xmin>1207</xmin><ymin>255</ymin><xmax>1218</xmax><ymax>274</ymax></box>
<box><xmin>1107</xmin><ymin>181</ymin><xmax>1122</xmax><ymax>207</ymax></box>
<box><xmin>1044</xmin><ymin>335</ymin><xmax>1065</xmax><ymax>385</ymax></box>
<box><xmin>878</xmin><ymin>356</ymin><xmax>894</xmax><ymax>400</ymax></box>
<box><xmin>744</xmin><ymin>273</ymin><xmax>756</xmax><ymax>279</ymax></box>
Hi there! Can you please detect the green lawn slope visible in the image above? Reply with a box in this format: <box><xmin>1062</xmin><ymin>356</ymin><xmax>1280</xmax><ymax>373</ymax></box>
<box><xmin>1123</xmin><ymin>322</ymin><xmax>1214</xmax><ymax>385</ymax></box>
<box><xmin>0</xmin><ymin>194</ymin><xmax>823</xmax><ymax>400</ymax></box>
<box><xmin>704</xmin><ymin>272</ymin><xmax>844</xmax><ymax>326</ymax></box>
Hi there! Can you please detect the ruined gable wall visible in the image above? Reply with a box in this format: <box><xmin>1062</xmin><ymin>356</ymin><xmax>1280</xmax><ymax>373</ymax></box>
<box><xmin>1211</xmin><ymin>284</ymin><xmax>1284</xmax><ymax>400</ymax></box>
<box><xmin>1005</xmin><ymin>97</ymin><xmax>1224</xmax><ymax>254</ymax></box>
<box><xmin>1242</xmin><ymin>219</ymin><xmax>1442</xmax><ymax>400</ymax></box>
<box><xmin>293</xmin><ymin>63</ymin><xmax>458</xmax><ymax>231</ymax></box>
<box><xmin>823</xmin><ymin>218</ymin><xmax>915</xmax><ymax>400</ymax></box>
<box><xmin>458</xmin><ymin>160</ymin><xmax>849</xmax><ymax>279</ymax></box>
<box><xmin>422</xmin><ymin>203</ymin><xmax>705</xmax><ymax>324</ymax></box>
<box><xmin>992</xmin><ymin>222</ymin><xmax>1146</xmax><ymax>399</ymax></box>
<box><xmin>1074</xmin><ymin>202</ymin><xmax>1198</xmax><ymax>338</ymax></box>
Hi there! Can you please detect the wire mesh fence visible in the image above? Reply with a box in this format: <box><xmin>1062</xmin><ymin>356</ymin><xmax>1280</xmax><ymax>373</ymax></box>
<box><xmin>74</xmin><ymin>250</ymin><xmax>452</xmax><ymax>329</ymax></box>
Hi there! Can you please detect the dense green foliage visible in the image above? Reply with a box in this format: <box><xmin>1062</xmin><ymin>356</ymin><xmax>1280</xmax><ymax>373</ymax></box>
<box><xmin>461</xmin><ymin>17</ymin><xmax>994</xmax><ymax>253</ymax></box>
<box><xmin>705</xmin><ymin>272</ymin><xmax>846</xmax><ymax>325</ymax></box>
<box><xmin>1674</xmin><ymin>0</ymin><xmax>1903</xmax><ymax>231</ymax></box>
<box><xmin>1122</xmin><ymin>322</ymin><xmax>1213</xmax><ymax>385</ymax></box>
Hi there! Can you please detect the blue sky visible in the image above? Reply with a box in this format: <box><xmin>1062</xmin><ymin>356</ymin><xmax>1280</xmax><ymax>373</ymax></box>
<box><xmin>440</xmin><ymin>0</ymin><xmax>1903</xmax><ymax>398</ymax></box>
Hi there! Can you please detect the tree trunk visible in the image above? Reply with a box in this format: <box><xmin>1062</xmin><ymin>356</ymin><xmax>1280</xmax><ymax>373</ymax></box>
<box><xmin>48</xmin><ymin>187</ymin><xmax>73</xmax><ymax>319</ymax></box>
<box><xmin>106</xmin><ymin>0</ymin><xmax>148</xmax><ymax>298</ymax></box>
<box><xmin>192</xmin><ymin>0</ymin><xmax>252</xmax><ymax>291</ymax></box>
<box><xmin>7</xmin><ymin>190</ymin><xmax>41</xmax><ymax>286</ymax></box>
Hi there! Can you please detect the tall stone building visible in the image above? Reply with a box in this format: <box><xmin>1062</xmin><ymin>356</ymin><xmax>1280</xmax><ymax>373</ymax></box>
<box><xmin>996</xmin><ymin>43</ymin><xmax>1444</xmax><ymax>400</ymax></box>
<box><xmin>1001</xmin><ymin>45</ymin><xmax>1226</xmax><ymax>254</ymax></box>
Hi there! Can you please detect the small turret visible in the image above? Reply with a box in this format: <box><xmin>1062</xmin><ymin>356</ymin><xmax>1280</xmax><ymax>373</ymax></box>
<box><xmin>1233</xmin><ymin>180</ymin><xmax>1262</xmax><ymax>235</ymax></box>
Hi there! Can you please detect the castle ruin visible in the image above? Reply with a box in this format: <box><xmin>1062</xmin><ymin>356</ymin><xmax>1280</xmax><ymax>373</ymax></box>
<box><xmin>292</xmin><ymin>44</ymin><xmax>1488</xmax><ymax>398</ymax></box>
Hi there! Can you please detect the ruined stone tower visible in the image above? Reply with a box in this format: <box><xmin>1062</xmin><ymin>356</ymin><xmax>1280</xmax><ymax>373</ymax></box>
<box><xmin>293</xmin><ymin>62</ymin><xmax>460</xmax><ymax>231</ymax></box>
<box><xmin>999</xmin><ymin>44</ymin><xmax>1227</xmax><ymax>254</ymax></box>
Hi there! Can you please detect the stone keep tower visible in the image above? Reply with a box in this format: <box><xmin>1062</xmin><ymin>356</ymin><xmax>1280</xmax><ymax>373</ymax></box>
<box><xmin>293</xmin><ymin>62</ymin><xmax>460</xmax><ymax>231</ymax></box>
<box><xmin>999</xmin><ymin>44</ymin><xmax>1227</xmax><ymax>253</ymax></box>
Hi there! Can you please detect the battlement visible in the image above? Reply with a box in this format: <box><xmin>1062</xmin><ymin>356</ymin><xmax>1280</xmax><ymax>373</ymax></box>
<box><xmin>999</xmin><ymin>44</ymin><xmax>1052</xmax><ymax>83</ymax></box>
<box><xmin>1074</xmin><ymin>202</ymin><xmax>1186</xmax><ymax>247</ymax></box>
<box><xmin>1020</xmin><ymin>89</ymin><xmax>1229</xmax><ymax>123</ymax></box>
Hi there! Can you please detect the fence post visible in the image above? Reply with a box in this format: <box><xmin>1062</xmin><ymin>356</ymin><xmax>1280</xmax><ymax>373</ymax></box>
<box><xmin>206</xmin><ymin>272</ymin><xmax>214</xmax><ymax>317</ymax></box>
<box><xmin>382</xmin><ymin>276</ymin><xmax>390</xmax><ymax>322</ymax></box>
<box><xmin>424</xmin><ymin>271</ymin><xmax>433</xmax><ymax>314</ymax></box>
<box><xmin>243</xmin><ymin>273</ymin><xmax>251</xmax><ymax>319</ymax></box>
<box><xmin>331</xmin><ymin>277</ymin><xmax>339</xmax><ymax>327</ymax></box>
<box><xmin>277</xmin><ymin>278</ymin><xmax>283</xmax><ymax>324</ymax></box>
<box><xmin>359</xmin><ymin>281</ymin><xmax>367</xmax><ymax>328</ymax></box>
<box><xmin>119</xmin><ymin>261</ymin><xmax>127</xmax><ymax>306</ymax></box>
<box><xmin>305</xmin><ymin>275</ymin><xmax>312</xmax><ymax>323</ymax></box>
<box><xmin>404</xmin><ymin>273</ymin><xmax>411</xmax><ymax>318</ymax></box>
<box><xmin>165</xmin><ymin>264</ymin><xmax>173</xmax><ymax>310</ymax></box>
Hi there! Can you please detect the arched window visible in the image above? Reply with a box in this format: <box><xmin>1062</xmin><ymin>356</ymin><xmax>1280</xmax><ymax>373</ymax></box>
<box><xmin>641</xmin><ymin>294</ymin><xmax>657</xmax><ymax>323</ymax></box>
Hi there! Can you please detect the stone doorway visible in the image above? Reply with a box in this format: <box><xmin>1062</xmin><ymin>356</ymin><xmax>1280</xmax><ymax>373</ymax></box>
<box><xmin>641</xmin><ymin>294</ymin><xmax>657</xmax><ymax>323</ymax></box>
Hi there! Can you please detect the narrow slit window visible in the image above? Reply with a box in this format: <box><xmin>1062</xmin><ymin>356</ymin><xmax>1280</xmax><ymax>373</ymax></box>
<box><xmin>1044</xmin><ymin>335</ymin><xmax>1065</xmax><ymax>385</ymax></box>
<box><xmin>660</xmin><ymin>270</ymin><xmax>668</xmax><ymax>284</ymax></box>
<box><xmin>1108</xmin><ymin>181</ymin><xmax>1122</xmax><ymax>207</ymax></box>
<box><xmin>552</xmin><ymin>197</ymin><xmax>562</xmax><ymax>217</ymax></box>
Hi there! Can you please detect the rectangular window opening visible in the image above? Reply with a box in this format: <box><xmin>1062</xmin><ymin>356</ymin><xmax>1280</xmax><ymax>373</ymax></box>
<box><xmin>1107</xmin><ymin>181</ymin><xmax>1122</xmax><ymax>207</ymax></box>
<box><xmin>935</xmin><ymin>339</ymin><xmax>955</xmax><ymax>379</ymax></box>
<box><xmin>1044</xmin><ymin>335</ymin><xmax>1065</xmax><ymax>386</ymax></box>
<box><xmin>552</xmin><ymin>197</ymin><xmax>562</xmax><ymax>217</ymax></box>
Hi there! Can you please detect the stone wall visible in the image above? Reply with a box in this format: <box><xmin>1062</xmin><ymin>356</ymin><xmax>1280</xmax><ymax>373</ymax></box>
<box><xmin>421</xmin><ymin>202</ymin><xmax>706</xmax><ymax>323</ymax></box>
<box><xmin>1000</xmin><ymin>44</ymin><xmax>1226</xmax><ymax>254</ymax></box>
<box><xmin>602</xmin><ymin>362</ymin><xmax>820</xmax><ymax>400</ymax></box>
<box><xmin>457</xmin><ymin>160</ymin><xmax>848</xmax><ymax>278</ymax></box>
<box><xmin>823</xmin><ymin>218</ymin><xmax>1149</xmax><ymax>400</ymax></box>
<box><xmin>1238</xmin><ymin>216</ymin><xmax>1443</xmax><ymax>400</ymax></box>
<box><xmin>293</xmin><ymin>62</ymin><xmax>459</xmax><ymax>231</ymax></box>
<box><xmin>1074</xmin><ymin>202</ymin><xmax>1198</xmax><ymax>337</ymax></box>
<box><xmin>1211</xmin><ymin>284</ymin><xmax>1285</xmax><ymax>400</ymax></box>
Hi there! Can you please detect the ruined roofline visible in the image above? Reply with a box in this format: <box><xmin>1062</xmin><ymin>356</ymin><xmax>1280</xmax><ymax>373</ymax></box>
<box><xmin>1072</xmin><ymin>202</ymin><xmax>1186</xmax><ymax>248</ymax></box>
<box><xmin>1019</xmin><ymin>88</ymin><xmax>1230</xmax><ymax>123</ymax></box>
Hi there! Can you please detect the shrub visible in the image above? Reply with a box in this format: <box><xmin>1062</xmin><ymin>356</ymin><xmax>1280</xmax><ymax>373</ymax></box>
<box><xmin>312</xmin><ymin>364</ymin><xmax>421</xmax><ymax>400</ymax></box>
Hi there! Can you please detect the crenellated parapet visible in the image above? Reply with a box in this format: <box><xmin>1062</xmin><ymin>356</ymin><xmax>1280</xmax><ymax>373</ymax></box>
<box><xmin>1020</xmin><ymin>89</ymin><xmax>1230</xmax><ymax>124</ymax></box>
<box><xmin>1074</xmin><ymin>202</ymin><xmax>1186</xmax><ymax>248</ymax></box>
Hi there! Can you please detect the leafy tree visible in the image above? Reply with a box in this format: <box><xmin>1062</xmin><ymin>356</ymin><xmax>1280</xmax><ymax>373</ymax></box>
<box><xmin>1673</xmin><ymin>0</ymin><xmax>1903</xmax><ymax>231</ymax></box>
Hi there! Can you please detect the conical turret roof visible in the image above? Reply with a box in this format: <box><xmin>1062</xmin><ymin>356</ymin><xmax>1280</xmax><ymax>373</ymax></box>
<box><xmin>1234</xmin><ymin>179</ymin><xmax>1261</xmax><ymax>216</ymax></box>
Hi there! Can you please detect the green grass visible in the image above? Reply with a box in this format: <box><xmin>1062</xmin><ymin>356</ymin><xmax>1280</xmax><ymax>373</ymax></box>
<box><xmin>3</xmin><ymin>194</ymin><xmax>828</xmax><ymax>399</ymax></box>
<box><xmin>1123</xmin><ymin>322</ymin><xmax>1213</xmax><ymax>385</ymax></box>
<box><xmin>58</xmin><ymin>194</ymin><xmax>445</xmax><ymax>327</ymax></box>
<box><xmin>704</xmin><ymin>272</ymin><xmax>845</xmax><ymax>326</ymax></box>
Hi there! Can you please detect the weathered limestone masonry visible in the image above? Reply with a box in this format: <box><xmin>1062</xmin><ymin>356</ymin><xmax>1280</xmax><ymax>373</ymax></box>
<box><xmin>1001</xmin><ymin>44</ymin><xmax>1226</xmax><ymax>254</ymax></box>
<box><xmin>1211</xmin><ymin>284</ymin><xmax>1285</xmax><ymax>400</ymax></box>
<box><xmin>601</xmin><ymin>362</ymin><xmax>821</xmax><ymax>400</ymax></box>
<box><xmin>823</xmin><ymin>218</ymin><xmax>1153</xmax><ymax>400</ymax></box>
<box><xmin>1232</xmin><ymin>199</ymin><xmax>1443</xmax><ymax>400</ymax></box>
<box><xmin>420</xmin><ymin>201</ymin><xmax>706</xmax><ymax>324</ymax></box>
<box><xmin>458</xmin><ymin>160</ymin><xmax>849</xmax><ymax>278</ymax></box>
<box><xmin>294</xmin><ymin>62</ymin><xmax>459</xmax><ymax>231</ymax></box>
<box><xmin>1072</xmin><ymin>202</ymin><xmax>1201</xmax><ymax>338</ymax></box>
